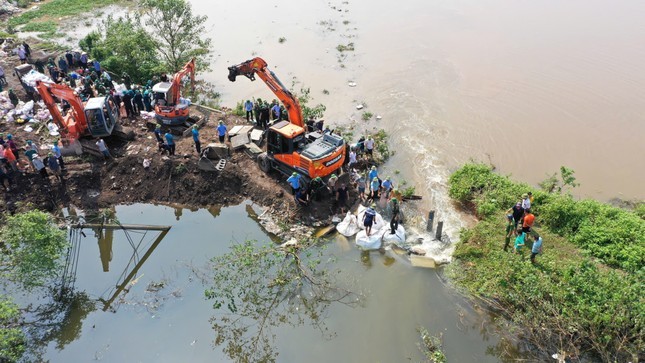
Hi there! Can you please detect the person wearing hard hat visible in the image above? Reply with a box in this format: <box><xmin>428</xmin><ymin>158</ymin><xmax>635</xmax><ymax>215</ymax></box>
<box><xmin>521</xmin><ymin>193</ymin><xmax>531</xmax><ymax>210</ymax></box>
<box><xmin>154</xmin><ymin>124</ymin><xmax>163</xmax><ymax>142</ymax></box>
<box><xmin>327</xmin><ymin>173</ymin><xmax>338</xmax><ymax>193</ymax></box>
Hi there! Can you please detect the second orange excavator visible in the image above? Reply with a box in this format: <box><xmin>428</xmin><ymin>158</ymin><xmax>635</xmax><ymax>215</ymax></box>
<box><xmin>227</xmin><ymin>57</ymin><xmax>346</xmax><ymax>180</ymax></box>
<box><xmin>152</xmin><ymin>58</ymin><xmax>196</xmax><ymax>125</ymax></box>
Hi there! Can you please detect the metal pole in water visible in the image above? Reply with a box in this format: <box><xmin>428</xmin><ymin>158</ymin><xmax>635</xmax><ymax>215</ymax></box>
<box><xmin>427</xmin><ymin>211</ymin><xmax>435</xmax><ymax>232</ymax></box>
<box><xmin>435</xmin><ymin>221</ymin><xmax>443</xmax><ymax>240</ymax></box>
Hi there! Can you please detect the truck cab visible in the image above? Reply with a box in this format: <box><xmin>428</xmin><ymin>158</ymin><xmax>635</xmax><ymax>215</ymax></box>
<box><xmin>84</xmin><ymin>95</ymin><xmax>119</xmax><ymax>137</ymax></box>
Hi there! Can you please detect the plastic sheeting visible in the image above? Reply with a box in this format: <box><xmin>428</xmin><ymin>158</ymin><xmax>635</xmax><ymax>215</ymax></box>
<box><xmin>20</xmin><ymin>70</ymin><xmax>52</xmax><ymax>87</ymax></box>
<box><xmin>336</xmin><ymin>212</ymin><xmax>361</xmax><ymax>237</ymax></box>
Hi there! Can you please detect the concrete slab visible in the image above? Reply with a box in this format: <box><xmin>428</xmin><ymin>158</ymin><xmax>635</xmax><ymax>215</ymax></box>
<box><xmin>250</xmin><ymin>129</ymin><xmax>264</xmax><ymax>143</ymax></box>
<box><xmin>231</xmin><ymin>134</ymin><xmax>250</xmax><ymax>150</ymax></box>
<box><xmin>228</xmin><ymin>125</ymin><xmax>244</xmax><ymax>136</ymax></box>
<box><xmin>204</xmin><ymin>143</ymin><xmax>229</xmax><ymax>159</ymax></box>
<box><xmin>245</xmin><ymin>143</ymin><xmax>263</xmax><ymax>156</ymax></box>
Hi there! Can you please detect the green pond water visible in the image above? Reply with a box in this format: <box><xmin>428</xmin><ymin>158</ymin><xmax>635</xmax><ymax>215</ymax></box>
<box><xmin>27</xmin><ymin>203</ymin><xmax>518</xmax><ymax>362</ymax></box>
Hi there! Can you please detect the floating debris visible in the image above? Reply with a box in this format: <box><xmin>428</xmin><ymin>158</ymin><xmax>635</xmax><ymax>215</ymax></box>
<box><xmin>348</xmin><ymin>81</ymin><xmax>357</xmax><ymax>87</ymax></box>
<box><xmin>356</xmin><ymin>104</ymin><xmax>364</xmax><ymax>110</ymax></box>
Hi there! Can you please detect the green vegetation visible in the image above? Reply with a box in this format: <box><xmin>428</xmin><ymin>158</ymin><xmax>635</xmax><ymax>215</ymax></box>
<box><xmin>0</xmin><ymin>211</ymin><xmax>69</xmax><ymax>290</ymax></box>
<box><xmin>140</xmin><ymin>0</ymin><xmax>212</xmax><ymax>72</ymax></box>
<box><xmin>336</xmin><ymin>42</ymin><xmax>355</xmax><ymax>52</ymax></box>
<box><xmin>20</xmin><ymin>21</ymin><xmax>56</xmax><ymax>33</ymax></box>
<box><xmin>417</xmin><ymin>327</ymin><xmax>446</xmax><ymax>363</ymax></box>
<box><xmin>296</xmin><ymin>87</ymin><xmax>327</xmax><ymax>120</ymax></box>
<box><xmin>0</xmin><ymin>297</ymin><xmax>25</xmax><ymax>363</ymax></box>
<box><xmin>401</xmin><ymin>186</ymin><xmax>416</xmax><ymax>199</ymax></box>
<box><xmin>447</xmin><ymin>163</ymin><xmax>644</xmax><ymax>361</ymax></box>
<box><xmin>205</xmin><ymin>239</ymin><xmax>360</xmax><ymax>362</ymax></box>
<box><xmin>361</xmin><ymin>111</ymin><xmax>373</xmax><ymax>121</ymax></box>
<box><xmin>322</xmin><ymin>89</ymin><xmax>330</xmax><ymax>95</ymax></box>
<box><xmin>278</xmin><ymin>37</ymin><xmax>286</xmax><ymax>43</ymax></box>
<box><xmin>373</xmin><ymin>129</ymin><xmax>391</xmax><ymax>161</ymax></box>
<box><xmin>233</xmin><ymin>100</ymin><xmax>245</xmax><ymax>117</ymax></box>
<box><xmin>7</xmin><ymin>0</ymin><xmax>124</xmax><ymax>28</ymax></box>
<box><xmin>81</xmin><ymin>15</ymin><xmax>163</xmax><ymax>84</ymax></box>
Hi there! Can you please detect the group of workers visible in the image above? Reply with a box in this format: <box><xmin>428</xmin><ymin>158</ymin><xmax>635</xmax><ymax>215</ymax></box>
<box><xmin>0</xmin><ymin>133</ymin><xmax>67</xmax><ymax>191</ymax></box>
<box><xmin>152</xmin><ymin>120</ymin><xmax>228</xmax><ymax>157</ymax></box>
<box><xmin>504</xmin><ymin>193</ymin><xmax>542</xmax><ymax>263</ymax></box>
<box><xmin>244</xmin><ymin>98</ymin><xmax>290</xmax><ymax>129</ymax></box>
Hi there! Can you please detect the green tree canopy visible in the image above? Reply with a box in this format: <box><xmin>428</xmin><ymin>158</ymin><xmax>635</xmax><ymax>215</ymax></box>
<box><xmin>139</xmin><ymin>0</ymin><xmax>212</xmax><ymax>72</ymax></box>
<box><xmin>80</xmin><ymin>15</ymin><xmax>163</xmax><ymax>84</ymax></box>
<box><xmin>0</xmin><ymin>296</ymin><xmax>25</xmax><ymax>363</ymax></box>
<box><xmin>0</xmin><ymin>211</ymin><xmax>68</xmax><ymax>290</ymax></box>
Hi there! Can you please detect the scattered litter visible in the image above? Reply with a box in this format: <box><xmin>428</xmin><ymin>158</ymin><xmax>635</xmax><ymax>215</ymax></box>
<box><xmin>143</xmin><ymin>159</ymin><xmax>151</xmax><ymax>169</ymax></box>
<box><xmin>376</xmin><ymin>115</ymin><xmax>382</xmax><ymax>120</ymax></box>
<box><xmin>47</xmin><ymin>122</ymin><xmax>60</xmax><ymax>136</ymax></box>
<box><xmin>23</xmin><ymin>125</ymin><xmax>33</xmax><ymax>132</ymax></box>
<box><xmin>356</xmin><ymin>104</ymin><xmax>364</xmax><ymax>110</ymax></box>
<box><xmin>348</xmin><ymin>81</ymin><xmax>357</xmax><ymax>87</ymax></box>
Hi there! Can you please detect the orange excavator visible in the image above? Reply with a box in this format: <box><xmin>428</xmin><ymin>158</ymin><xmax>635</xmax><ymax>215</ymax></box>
<box><xmin>36</xmin><ymin>81</ymin><xmax>120</xmax><ymax>142</ymax></box>
<box><xmin>153</xmin><ymin>58</ymin><xmax>196</xmax><ymax>125</ymax></box>
<box><xmin>227</xmin><ymin>57</ymin><xmax>346</xmax><ymax>180</ymax></box>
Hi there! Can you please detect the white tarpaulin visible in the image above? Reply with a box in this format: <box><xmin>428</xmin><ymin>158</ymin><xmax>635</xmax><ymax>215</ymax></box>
<box><xmin>355</xmin><ymin>229</ymin><xmax>383</xmax><ymax>250</ymax></box>
<box><xmin>356</xmin><ymin>204</ymin><xmax>386</xmax><ymax>231</ymax></box>
<box><xmin>20</xmin><ymin>70</ymin><xmax>52</xmax><ymax>87</ymax></box>
<box><xmin>336</xmin><ymin>212</ymin><xmax>361</xmax><ymax>237</ymax></box>
<box><xmin>381</xmin><ymin>225</ymin><xmax>406</xmax><ymax>245</ymax></box>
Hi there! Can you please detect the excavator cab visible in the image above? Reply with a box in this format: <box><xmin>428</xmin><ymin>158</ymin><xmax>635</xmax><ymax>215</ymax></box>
<box><xmin>266</xmin><ymin>121</ymin><xmax>306</xmax><ymax>155</ymax></box>
<box><xmin>84</xmin><ymin>95</ymin><xmax>119</xmax><ymax>138</ymax></box>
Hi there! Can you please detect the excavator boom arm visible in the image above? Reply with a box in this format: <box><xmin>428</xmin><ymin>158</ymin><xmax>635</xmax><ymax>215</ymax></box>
<box><xmin>227</xmin><ymin>57</ymin><xmax>304</xmax><ymax>128</ymax></box>
<box><xmin>35</xmin><ymin>81</ymin><xmax>88</xmax><ymax>140</ymax></box>
<box><xmin>170</xmin><ymin>58</ymin><xmax>196</xmax><ymax>105</ymax></box>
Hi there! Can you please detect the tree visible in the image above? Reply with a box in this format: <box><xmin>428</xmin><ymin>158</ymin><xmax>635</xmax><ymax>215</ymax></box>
<box><xmin>539</xmin><ymin>166</ymin><xmax>580</xmax><ymax>194</ymax></box>
<box><xmin>0</xmin><ymin>211</ymin><xmax>68</xmax><ymax>290</ymax></box>
<box><xmin>0</xmin><ymin>296</ymin><xmax>25</xmax><ymax>363</ymax></box>
<box><xmin>203</xmin><ymin>239</ymin><xmax>361</xmax><ymax>363</ymax></box>
<box><xmin>139</xmin><ymin>0</ymin><xmax>212</xmax><ymax>72</ymax></box>
<box><xmin>80</xmin><ymin>15</ymin><xmax>163</xmax><ymax>84</ymax></box>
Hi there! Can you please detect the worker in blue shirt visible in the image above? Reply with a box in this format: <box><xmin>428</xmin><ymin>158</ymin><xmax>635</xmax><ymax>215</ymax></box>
<box><xmin>287</xmin><ymin>172</ymin><xmax>301</xmax><ymax>195</ymax></box>
<box><xmin>381</xmin><ymin>177</ymin><xmax>393</xmax><ymax>199</ymax></box>
<box><xmin>244</xmin><ymin>100</ymin><xmax>254</xmax><ymax>123</ymax></box>
<box><xmin>217</xmin><ymin>121</ymin><xmax>227</xmax><ymax>143</ymax></box>
<box><xmin>271</xmin><ymin>103</ymin><xmax>281</xmax><ymax>121</ymax></box>
<box><xmin>192</xmin><ymin>125</ymin><xmax>201</xmax><ymax>155</ymax></box>
<box><xmin>164</xmin><ymin>132</ymin><xmax>175</xmax><ymax>155</ymax></box>
<box><xmin>154</xmin><ymin>124</ymin><xmax>163</xmax><ymax>142</ymax></box>
<box><xmin>368</xmin><ymin>165</ymin><xmax>379</xmax><ymax>183</ymax></box>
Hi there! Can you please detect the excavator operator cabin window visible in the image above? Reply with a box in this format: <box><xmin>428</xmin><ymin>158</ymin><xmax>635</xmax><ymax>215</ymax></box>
<box><xmin>280</xmin><ymin>135</ymin><xmax>291</xmax><ymax>154</ymax></box>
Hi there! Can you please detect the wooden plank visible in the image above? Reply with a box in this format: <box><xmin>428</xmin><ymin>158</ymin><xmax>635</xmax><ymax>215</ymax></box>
<box><xmin>410</xmin><ymin>255</ymin><xmax>437</xmax><ymax>268</ymax></box>
<box><xmin>75</xmin><ymin>223</ymin><xmax>172</xmax><ymax>231</ymax></box>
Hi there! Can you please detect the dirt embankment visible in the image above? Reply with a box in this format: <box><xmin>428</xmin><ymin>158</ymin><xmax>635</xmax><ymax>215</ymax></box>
<box><xmin>2</xmin><ymin>109</ymin><xmax>356</xmax><ymax>226</ymax></box>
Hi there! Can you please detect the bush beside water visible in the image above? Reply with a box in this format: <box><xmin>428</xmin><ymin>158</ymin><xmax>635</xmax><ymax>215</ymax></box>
<box><xmin>446</xmin><ymin>163</ymin><xmax>644</xmax><ymax>362</ymax></box>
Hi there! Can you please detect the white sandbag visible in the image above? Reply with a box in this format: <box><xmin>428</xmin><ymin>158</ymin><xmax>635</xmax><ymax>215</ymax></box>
<box><xmin>21</xmin><ymin>70</ymin><xmax>52</xmax><ymax>87</ymax></box>
<box><xmin>336</xmin><ymin>212</ymin><xmax>361</xmax><ymax>237</ymax></box>
<box><xmin>21</xmin><ymin>100</ymin><xmax>34</xmax><ymax>116</ymax></box>
<box><xmin>381</xmin><ymin>225</ymin><xmax>406</xmax><ymax>245</ymax></box>
<box><xmin>355</xmin><ymin>229</ymin><xmax>383</xmax><ymax>250</ymax></box>
<box><xmin>356</xmin><ymin>205</ymin><xmax>386</xmax><ymax>231</ymax></box>
<box><xmin>47</xmin><ymin>122</ymin><xmax>59</xmax><ymax>136</ymax></box>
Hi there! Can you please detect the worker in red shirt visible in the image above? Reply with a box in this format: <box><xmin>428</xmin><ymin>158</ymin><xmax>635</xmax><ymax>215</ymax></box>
<box><xmin>522</xmin><ymin>209</ymin><xmax>535</xmax><ymax>241</ymax></box>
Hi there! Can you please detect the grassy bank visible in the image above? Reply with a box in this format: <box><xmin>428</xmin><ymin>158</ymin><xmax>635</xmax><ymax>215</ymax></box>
<box><xmin>446</xmin><ymin>163</ymin><xmax>644</xmax><ymax>361</ymax></box>
<box><xmin>8</xmin><ymin>0</ymin><xmax>124</xmax><ymax>27</ymax></box>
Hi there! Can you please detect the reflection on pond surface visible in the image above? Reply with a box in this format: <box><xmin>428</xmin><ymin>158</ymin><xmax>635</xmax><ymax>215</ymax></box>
<box><xmin>16</xmin><ymin>203</ymin><xmax>523</xmax><ymax>362</ymax></box>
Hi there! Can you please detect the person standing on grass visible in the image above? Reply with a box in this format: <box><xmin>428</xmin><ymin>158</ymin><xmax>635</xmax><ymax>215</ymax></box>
<box><xmin>522</xmin><ymin>209</ymin><xmax>535</xmax><ymax>242</ymax></box>
<box><xmin>96</xmin><ymin>138</ymin><xmax>112</xmax><ymax>160</ymax></box>
<box><xmin>514</xmin><ymin>229</ymin><xmax>526</xmax><ymax>254</ymax></box>
<box><xmin>504</xmin><ymin>214</ymin><xmax>515</xmax><ymax>251</ymax></box>
<box><xmin>192</xmin><ymin>125</ymin><xmax>201</xmax><ymax>155</ymax></box>
<box><xmin>521</xmin><ymin>193</ymin><xmax>531</xmax><ymax>211</ymax></box>
<box><xmin>164</xmin><ymin>132</ymin><xmax>175</xmax><ymax>156</ymax></box>
<box><xmin>506</xmin><ymin>201</ymin><xmax>524</xmax><ymax>229</ymax></box>
<box><xmin>217</xmin><ymin>121</ymin><xmax>227</xmax><ymax>143</ymax></box>
<box><xmin>530</xmin><ymin>236</ymin><xmax>543</xmax><ymax>264</ymax></box>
